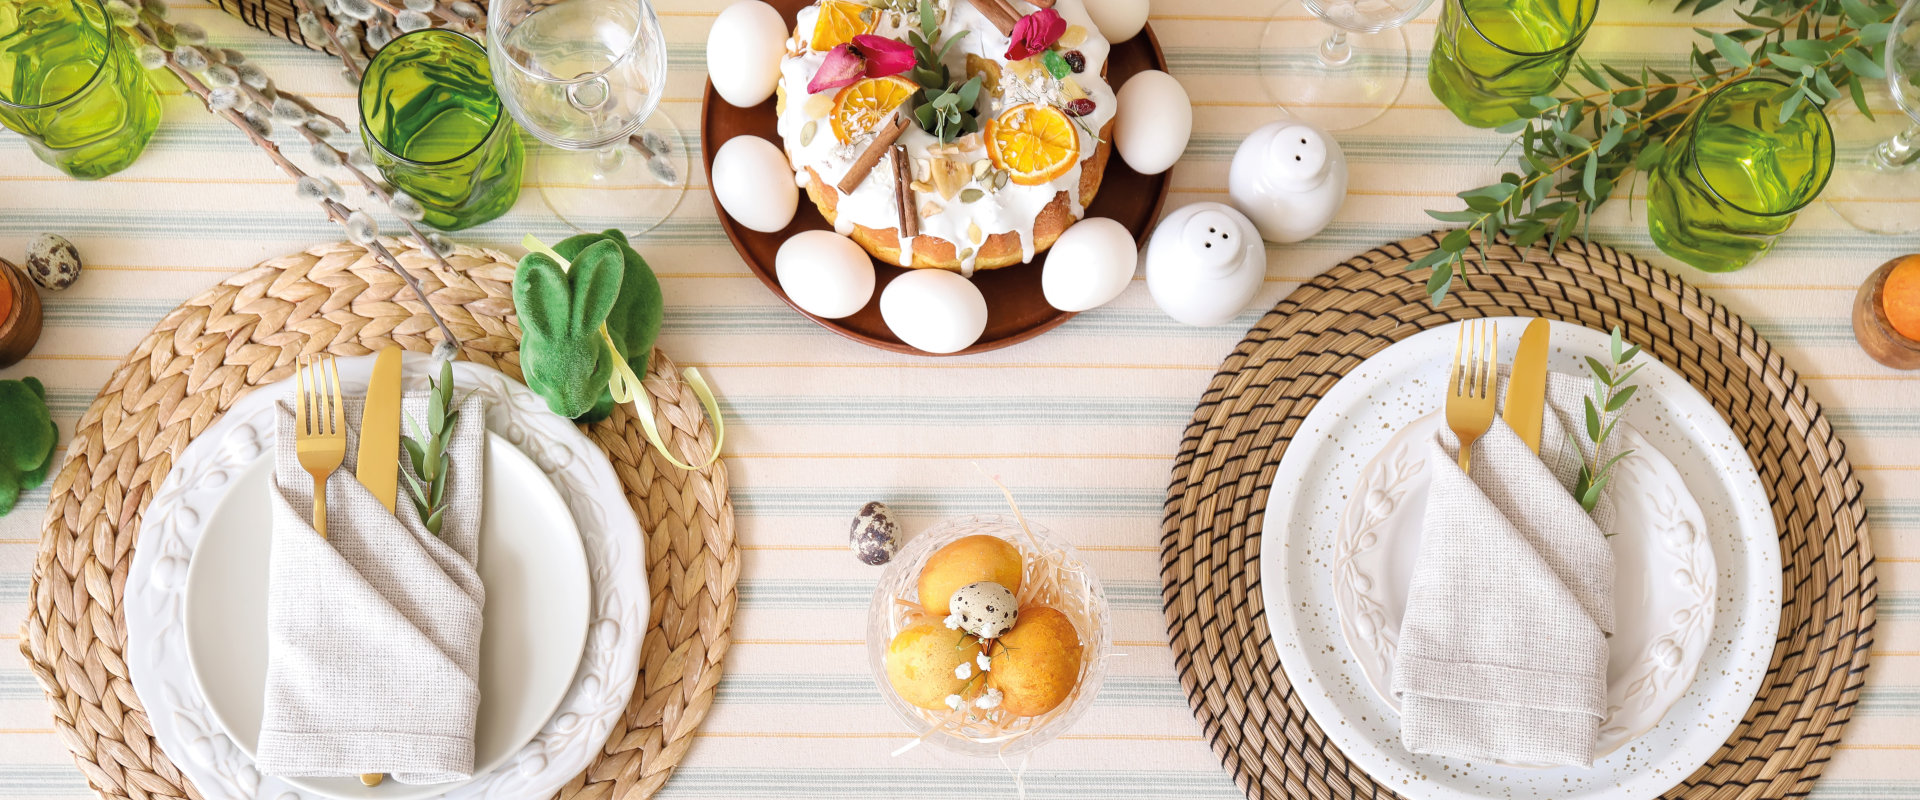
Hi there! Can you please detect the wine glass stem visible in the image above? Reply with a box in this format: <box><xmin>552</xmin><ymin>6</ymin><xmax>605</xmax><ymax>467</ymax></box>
<box><xmin>593</xmin><ymin>146</ymin><xmax>627</xmax><ymax>181</ymax></box>
<box><xmin>1871</xmin><ymin>124</ymin><xmax>1920</xmax><ymax>170</ymax></box>
<box><xmin>1320</xmin><ymin>30</ymin><xmax>1354</xmax><ymax>68</ymax></box>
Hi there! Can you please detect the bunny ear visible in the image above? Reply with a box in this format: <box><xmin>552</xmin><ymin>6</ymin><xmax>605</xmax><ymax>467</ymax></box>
<box><xmin>512</xmin><ymin>252</ymin><xmax>574</xmax><ymax>341</ymax></box>
<box><xmin>566</xmin><ymin>239</ymin><xmax>626</xmax><ymax>335</ymax></box>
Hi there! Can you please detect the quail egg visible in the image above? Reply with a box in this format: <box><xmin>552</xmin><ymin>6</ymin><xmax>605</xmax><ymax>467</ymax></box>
<box><xmin>946</xmin><ymin>581</ymin><xmax>1019</xmax><ymax>640</ymax></box>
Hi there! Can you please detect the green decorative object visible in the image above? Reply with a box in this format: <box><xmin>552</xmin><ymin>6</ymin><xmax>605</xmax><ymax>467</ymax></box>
<box><xmin>359</xmin><ymin>28</ymin><xmax>524</xmax><ymax>231</ymax></box>
<box><xmin>514</xmin><ymin>230</ymin><xmax>663</xmax><ymax>422</ymax></box>
<box><xmin>1429</xmin><ymin>0</ymin><xmax>1597</xmax><ymax>128</ymax></box>
<box><xmin>0</xmin><ymin>0</ymin><xmax>162</xmax><ymax>179</ymax></box>
<box><xmin>0</xmin><ymin>376</ymin><xmax>56</xmax><ymax>517</ymax></box>
<box><xmin>1647</xmin><ymin>78</ymin><xmax>1833</xmax><ymax>273</ymax></box>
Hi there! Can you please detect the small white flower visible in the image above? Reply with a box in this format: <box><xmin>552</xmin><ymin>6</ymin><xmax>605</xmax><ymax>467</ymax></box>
<box><xmin>173</xmin><ymin>46</ymin><xmax>208</xmax><ymax>72</ymax></box>
<box><xmin>271</xmin><ymin>97</ymin><xmax>309</xmax><ymax>123</ymax></box>
<box><xmin>973</xmin><ymin>687</ymin><xmax>1002</xmax><ymax>710</ymax></box>
<box><xmin>206</xmin><ymin>86</ymin><xmax>241</xmax><ymax>112</ymax></box>
<box><xmin>135</xmin><ymin>44</ymin><xmax>167</xmax><ymax>70</ymax></box>
<box><xmin>310</xmin><ymin>142</ymin><xmax>342</xmax><ymax>169</ymax></box>
<box><xmin>346</xmin><ymin>211</ymin><xmax>379</xmax><ymax>244</ymax></box>
<box><xmin>976</xmin><ymin>652</ymin><xmax>992</xmax><ymax>672</ymax></box>
<box><xmin>390</xmin><ymin>192</ymin><xmax>426</xmax><ymax>222</ymax></box>
<box><xmin>295</xmin><ymin>176</ymin><xmax>329</xmax><ymax>201</ymax></box>
<box><xmin>236</xmin><ymin>63</ymin><xmax>270</xmax><ymax>90</ymax></box>
<box><xmin>943</xmin><ymin>694</ymin><xmax>963</xmax><ymax>710</ymax></box>
<box><xmin>953</xmin><ymin>662</ymin><xmax>972</xmax><ymax>680</ymax></box>
<box><xmin>173</xmin><ymin>21</ymin><xmax>207</xmax><ymax>45</ymax></box>
<box><xmin>943</xmin><ymin>614</ymin><xmax>962</xmax><ymax>630</ymax></box>
<box><xmin>395</xmin><ymin>10</ymin><xmax>432</xmax><ymax>31</ymax></box>
<box><xmin>203</xmin><ymin>64</ymin><xmax>238</xmax><ymax>88</ymax></box>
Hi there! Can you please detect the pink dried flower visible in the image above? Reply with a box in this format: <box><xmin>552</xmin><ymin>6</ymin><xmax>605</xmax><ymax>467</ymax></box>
<box><xmin>1004</xmin><ymin>8</ymin><xmax>1066</xmax><ymax>61</ymax></box>
<box><xmin>806</xmin><ymin>35</ymin><xmax>916</xmax><ymax>94</ymax></box>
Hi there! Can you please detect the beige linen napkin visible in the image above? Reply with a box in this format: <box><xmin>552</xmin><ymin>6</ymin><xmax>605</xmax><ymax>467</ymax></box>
<box><xmin>1390</xmin><ymin>371</ymin><xmax>1619</xmax><ymax>768</ymax></box>
<box><xmin>257</xmin><ymin>390</ymin><xmax>487</xmax><ymax>783</ymax></box>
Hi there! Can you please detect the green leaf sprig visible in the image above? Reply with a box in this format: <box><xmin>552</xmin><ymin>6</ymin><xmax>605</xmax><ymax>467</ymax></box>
<box><xmin>1413</xmin><ymin>0</ymin><xmax>1900</xmax><ymax>307</ymax></box>
<box><xmin>1574</xmin><ymin>326</ymin><xmax>1643</xmax><ymax>514</ymax></box>
<box><xmin>904</xmin><ymin>0</ymin><xmax>983</xmax><ymax>142</ymax></box>
<box><xmin>400</xmin><ymin>359</ymin><xmax>460</xmax><ymax>536</ymax></box>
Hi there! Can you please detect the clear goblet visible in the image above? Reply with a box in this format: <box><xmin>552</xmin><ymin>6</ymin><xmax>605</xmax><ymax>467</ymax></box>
<box><xmin>1260</xmin><ymin>0</ymin><xmax>1440</xmax><ymax>131</ymax></box>
<box><xmin>487</xmin><ymin>0</ymin><xmax>686</xmax><ymax>235</ymax></box>
<box><xmin>1824</xmin><ymin>0</ymin><xmax>1920</xmax><ymax>235</ymax></box>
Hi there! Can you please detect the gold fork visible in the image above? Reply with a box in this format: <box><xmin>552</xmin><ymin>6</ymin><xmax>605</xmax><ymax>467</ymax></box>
<box><xmin>295</xmin><ymin>354</ymin><xmax>347</xmax><ymax>540</ymax></box>
<box><xmin>1445</xmin><ymin>320</ymin><xmax>1498</xmax><ymax>474</ymax></box>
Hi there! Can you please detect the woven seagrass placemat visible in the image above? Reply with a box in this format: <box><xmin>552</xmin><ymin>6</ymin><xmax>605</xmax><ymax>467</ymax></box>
<box><xmin>17</xmin><ymin>238</ymin><xmax>736</xmax><ymax>800</ymax></box>
<box><xmin>1161</xmin><ymin>231</ymin><xmax>1876</xmax><ymax>800</ymax></box>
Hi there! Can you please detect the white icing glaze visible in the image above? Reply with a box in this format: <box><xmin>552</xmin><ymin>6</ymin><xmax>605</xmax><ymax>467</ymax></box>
<box><xmin>774</xmin><ymin>0</ymin><xmax>1116</xmax><ymax>276</ymax></box>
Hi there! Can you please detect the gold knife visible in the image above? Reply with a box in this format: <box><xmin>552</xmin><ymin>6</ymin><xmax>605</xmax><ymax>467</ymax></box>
<box><xmin>1504</xmin><ymin>319</ymin><xmax>1551</xmax><ymax>454</ymax></box>
<box><xmin>353</xmin><ymin>345</ymin><xmax>402</xmax><ymax>786</ymax></box>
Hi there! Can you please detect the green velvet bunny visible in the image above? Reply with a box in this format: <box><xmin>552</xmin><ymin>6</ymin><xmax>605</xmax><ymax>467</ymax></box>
<box><xmin>0</xmin><ymin>376</ymin><xmax>56</xmax><ymax>517</ymax></box>
<box><xmin>514</xmin><ymin>230</ymin><xmax>663</xmax><ymax>422</ymax></box>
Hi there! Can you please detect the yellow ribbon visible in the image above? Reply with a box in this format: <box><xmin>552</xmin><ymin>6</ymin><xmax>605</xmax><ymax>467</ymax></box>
<box><xmin>524</xmin><ymin>235</ymin><xmax>725</xmax><ymax>471</ymax></box>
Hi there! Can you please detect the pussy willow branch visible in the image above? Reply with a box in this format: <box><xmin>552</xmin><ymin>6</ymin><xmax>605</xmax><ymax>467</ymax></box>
<box><xmin>139</xmin><ymin>31</ymin><xmax>461</xmax><ymax>349</ymax></box>
<box><xmin>293</xmin><ymin>0</ymin><xmax>362</xmax><ymax>79</ymax></box>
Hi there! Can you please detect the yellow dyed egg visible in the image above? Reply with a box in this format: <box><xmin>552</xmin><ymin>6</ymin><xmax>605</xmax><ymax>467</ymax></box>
<box><xmin>917</xmin><ymin>535</ymin><xmax>1024</xmax><ymax>615</ymax></box>
<box><xmin>986</xmin><ymin>606</ymin><xmax>1083</xmax><ymax>716</ymax></box>
<box><xmin>885</xmin><ymin>622</ymin><xmax>983</xmax><ymax>711</ymax></box>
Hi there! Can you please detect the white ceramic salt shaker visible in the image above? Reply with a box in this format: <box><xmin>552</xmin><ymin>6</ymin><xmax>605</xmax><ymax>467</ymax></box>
<box><xmin>1228</xmin><ymin>120</ymin><xmax>1348</xmax><ymax>244</ymax></box>
<box><xmin>1144</xmin><ymin>202</ymin><xmax>1267</xmax><ymax>326</ymax></box>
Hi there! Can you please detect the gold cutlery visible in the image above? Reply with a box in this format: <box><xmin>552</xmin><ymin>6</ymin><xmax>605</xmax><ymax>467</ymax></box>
<box><xmin>1445</xmin><ymin>320</ymin><xmax>1497</xmax><ymax>473</ymax></box>
<box><xmin>294</xmin><ymin>354</ymin><xmax>347</xmax><ymax>539</ymax></box>
<box><xmin>1503</xmin><ymin>319</ymin><xmax>1551</xmax><ymax>455</ymax></box>
<box><xmin>352</xmin><ymin>346</ymin><xmax>403</xmax><ymax>787</ymax></box>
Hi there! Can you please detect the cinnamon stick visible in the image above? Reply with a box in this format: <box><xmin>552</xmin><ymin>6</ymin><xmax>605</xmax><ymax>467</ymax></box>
<box><xmin>966</xmin><ymin>0</ymin><xmax>1020</xmax><ymax>36</ymax></box>
<box><xmin>891</xmin><ymin>144</ymin><xmax>918</xmax><ymax>240</ymax></box>
<box><xmin>836</xmin><ymin>111</ymin><xmax>912</xmax><ymax>195</ymax></box>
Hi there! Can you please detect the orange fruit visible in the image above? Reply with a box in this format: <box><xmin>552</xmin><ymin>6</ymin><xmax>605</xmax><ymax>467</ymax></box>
<box><xmin>985</xmin><ymin>103</ymin><xmax>1081</xmax><ymax>186</ymax></box>
<box><xmin>1883</xmin><ymin>254</ymin><xmax>1920</xmax><ymax>342</ymax></box>
<box><xmin>808</xmin><ymin>0</ymin><xmax>874</xmax><ymax>51</ymax></box>
<box><xmin>830</xmin><ymin>75</ymin><xmax>915</xmax><ymax>144</ymax></box>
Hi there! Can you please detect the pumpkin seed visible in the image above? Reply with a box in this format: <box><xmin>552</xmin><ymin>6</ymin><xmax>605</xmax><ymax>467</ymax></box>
<box><xmin>800</xmin><ymin>120</ymin><xmax>818</xmax><ymax>147</ymax></box>
<box><xmin>967</xmin><ymin>221</ymin><xmax>983</xmax><ymax>244</ymax></box>
<box><xmin>959</xmin><ymin>188</ymin><xmax>984</xmax><ymax>203</ymax></box>
<box><xmin>993</xmin><ymin>170</ymin><xmax>1009</xmax><ymax>190</ymax></box>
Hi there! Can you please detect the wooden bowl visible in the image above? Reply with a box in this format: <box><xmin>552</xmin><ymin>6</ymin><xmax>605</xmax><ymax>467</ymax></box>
<box><xmin>1852</xmin><ymin>256</ymin><xmax>1920</xmax><ymax>370</ymax></box>
<box><xmin>0</xmin><ymin>257</ymin><xmax>42</xmax><ymax>369</ymax></box>
<box><xmin>701</xmin><ymin>8</ymin><xmax>1171</xmax><ymax>356</ymax></box>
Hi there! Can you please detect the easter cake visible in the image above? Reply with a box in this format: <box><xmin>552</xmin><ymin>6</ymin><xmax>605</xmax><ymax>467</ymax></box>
<box><xmin>774</xmin><ymin>0</ymin><xmax>1117</xmax><ymax>275</ymax></box>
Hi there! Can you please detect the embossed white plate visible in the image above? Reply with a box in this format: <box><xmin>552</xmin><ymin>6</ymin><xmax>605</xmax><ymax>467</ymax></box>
<box><xmin>1259</xmin><ymin>319</ymin><xmax>1780</xmax><ymax>800</ymax></box>
<box><xmin>127</xmin><ymin>358</ymin><xmax>649</xmax><ymax>800</ymax></box>
<box><xmin>1333</xmin><ymin>412</ymin><xmax>1715</xmax><ymax>763</ymax></box>
<box><xmin>184</xmin><ymin>433</ymin><xmax>589</xmax><ymax>800</ymax></box>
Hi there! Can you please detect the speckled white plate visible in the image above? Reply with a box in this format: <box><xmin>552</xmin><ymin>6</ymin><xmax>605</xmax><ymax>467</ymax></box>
<box><xmin>1334</xmin><ymin>412</ymin><xmax>1715</xmax><ymax>763</ymax></box>
<box><xmin>1259</xmin><ymin>319</ymin><xmax>1780</xmax><ymax>800</ymax></box>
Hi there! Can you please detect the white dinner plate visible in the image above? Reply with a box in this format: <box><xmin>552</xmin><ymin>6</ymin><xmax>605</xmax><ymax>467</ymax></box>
<box><xmin>184</xmin><ymin>433</ymin><xmax>590</xmax><ymax>800</ymax></box>
<box><xmin>1334</xmin><ymin>412</ymin><xmax>1715</xmax><ymax>762</ymax></box>
<box><xmin>1259</xmin><ymin>319</ymin><xmax>1781</xmax><ymax>800</ymax></box>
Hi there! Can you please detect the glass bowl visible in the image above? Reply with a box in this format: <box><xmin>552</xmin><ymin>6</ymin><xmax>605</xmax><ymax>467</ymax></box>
<box><xmin>865</xmin><ymin>514</ymin><xmax>1111</xmax><ymax>757</ymax></box>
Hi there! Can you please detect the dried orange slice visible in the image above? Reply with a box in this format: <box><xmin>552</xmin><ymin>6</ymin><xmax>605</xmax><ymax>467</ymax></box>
<box><xmin>809</xmin><ymin>0</ymin><xmax>875</xmax><ymax>51</ymax></box>
<box><xmin>985</xmin><ymin>103</ymin><xmax>1080</xmax><ymax>186</ymax></box>
<box><xmin>830</xmin><ymin>75</ymin><xmax>916</xmax><ymax>144</ymax></box>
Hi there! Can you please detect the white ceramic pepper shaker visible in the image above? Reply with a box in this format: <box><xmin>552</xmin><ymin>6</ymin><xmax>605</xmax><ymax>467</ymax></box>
<box><xmin>1144</xmin><ymin>202</ymin><xmax>1267</xmax><ymax>326</ymax></box>
<box><xmin>1228</xmin><ymin>120</ymin><xmax>1349</xmax><ymax>244</ymax></box>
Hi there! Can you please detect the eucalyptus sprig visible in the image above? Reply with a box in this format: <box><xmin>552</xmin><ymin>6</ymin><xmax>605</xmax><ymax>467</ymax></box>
<box><xmin>1414</xmin><ymin>0</ymin><xmax>1900</xmax><ymax>306</ymax></box>
<box><xmin>400</xmin><ymin>359</ymin><xmax>460</xmax><ymax>536</ymax></box>
<box><xmin>904</xmin><ymin>0</ymin><xmax>984</xmax><ymax>142</ymax></box>
<box><xmin>1574</xmin><ymin>326</ymin><xmax>1643</xmax><ymax>513</ymax></box>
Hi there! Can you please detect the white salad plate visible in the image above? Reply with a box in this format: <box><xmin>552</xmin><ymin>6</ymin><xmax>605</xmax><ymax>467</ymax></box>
<box><xmin>127</xmin><ymin>357</ymin><xmax>650</xmax><ymax>800</ymax></box>
<box><xmin>1334</xmin><ymin>412</ymin><xmax>1715</xmax><ymax>762</ymax></box>
<box><xmin>1259</xmin><ymin>319</ymin><xmax>1781</xmax><ymax>800</ymax></box>
<box><xmin>184</xmin><ymin>432</ymin><xmax>590</xmax><ymax>800</ymax></box>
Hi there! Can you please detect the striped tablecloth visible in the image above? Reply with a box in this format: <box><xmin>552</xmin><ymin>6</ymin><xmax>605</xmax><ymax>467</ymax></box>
<box><xmin>3</xmin><ymin>1</ymin><xmax>1917</xmax><ymax>799</ymax></box>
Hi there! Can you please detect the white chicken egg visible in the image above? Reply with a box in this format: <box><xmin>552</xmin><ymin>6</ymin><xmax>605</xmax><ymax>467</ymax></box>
<box><xmin>1114</xmin><ymin>71</ymin><xmax>1192</xmax><ymax>176</ymax></box>
<box><xmin>879</xmin><ymin>269</ymin><xmax>988</xmax><ymax>354</ymax></box>
<box><xmin>1042</xmin><ymin>217</ymin><xmax>1138</xmax><ymax>312</ymax></box>
<box><xmin>1083</xmin><ymin>0</ymin><xmax>1149</xmax><ymax>42</ymax></box>
<box><xmin>776</xmin><ymin>230</ymin><xmax>875</xmax><ymax>319</ymax></box>
<box><xmin>712</xmin><ymin>135</ymin><xmax>798</xmax><ymax>233</ymax></box>
<box><xmin>706</xmin><ymin>1</ymin><xmax>786</xmax><ymax>108</ymax></box>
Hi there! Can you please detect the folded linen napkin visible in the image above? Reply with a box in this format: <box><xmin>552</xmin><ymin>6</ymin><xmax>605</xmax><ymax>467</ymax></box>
<box><xmin>257</xmin><ymin>389</ymin><xmax>487</xmax><ymax>783</ymax></box>
<box><xmin>1390</xmin><ymin>371</ymin><xmax>1619</xmax><ymax>768</ymax></box>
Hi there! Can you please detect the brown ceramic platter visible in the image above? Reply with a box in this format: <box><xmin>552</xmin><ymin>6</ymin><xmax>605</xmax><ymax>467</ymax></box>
<box><xmin>701</xmin><ymin>4</ymin><xmax>1171</xmax><ymax>356</ymax></box>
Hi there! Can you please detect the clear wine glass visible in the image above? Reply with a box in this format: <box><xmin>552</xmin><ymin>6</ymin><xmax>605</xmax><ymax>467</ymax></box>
<box><xmin>1824</xmin><ymin>0</ymin><xmax>1919</xmax><ymax>235</ymax></box>
<box><xmin>1260</xmin><ymin>0</ymin><xmax>1440</xmax><ymax>131</ymax></box>
<box><xmin>487</xmin><ymin>0</ymin><xmax>685</xmax><ymax>235</ymax></box>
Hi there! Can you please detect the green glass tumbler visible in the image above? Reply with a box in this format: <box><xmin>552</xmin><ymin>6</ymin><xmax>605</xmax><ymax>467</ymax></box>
<box><xmin>1646</xmin><ymin>78</ymin><xmax>1834</xmax><ymax>273</ymax></box>
<box><xmin>1429</xmin><ymin>0</ymin><xmax>1597</xmax><ymax>128</ymax></box>
<box><xmin>360</xmin><ymin>29</ymin><xmax>524</xmax><ymax>231</ymax></box>
<box><xmin>0</xmin><ymin>0</ymin><xmax>161</xmax><ymax>180</ymax></box>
